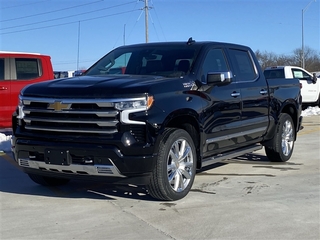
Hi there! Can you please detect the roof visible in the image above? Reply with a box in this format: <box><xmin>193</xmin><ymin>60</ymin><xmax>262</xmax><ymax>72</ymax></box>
<box><xmin>0</xmin><ymin>51</ymin><xmax>41</xmax><ymax>55</ymax></box>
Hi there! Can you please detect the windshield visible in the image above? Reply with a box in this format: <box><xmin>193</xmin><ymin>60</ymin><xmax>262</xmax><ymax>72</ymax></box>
<box><xmin>85</xmin><ymin>44</ymin><xmax>200</xmax><ymax>78</ymax></box>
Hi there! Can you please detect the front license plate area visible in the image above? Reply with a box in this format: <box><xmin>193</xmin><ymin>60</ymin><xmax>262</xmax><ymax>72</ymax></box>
<box><xmin>44</xmin><ymin>149</ymin><xmax>71</xmax><ymax>165</ymax></box>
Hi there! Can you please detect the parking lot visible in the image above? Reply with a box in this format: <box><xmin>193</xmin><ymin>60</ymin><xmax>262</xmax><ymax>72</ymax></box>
<box><xmin>0</xmin><ymin>115</ymin><xmax>319</xmax><ymax>240</ymax></box>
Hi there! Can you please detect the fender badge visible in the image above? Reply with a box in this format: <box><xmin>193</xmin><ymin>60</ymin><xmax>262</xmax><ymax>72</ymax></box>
<box><xmin>183</xmin><ymin>81</ymin><xmax>194</xmax><ymax>88</ymax></box>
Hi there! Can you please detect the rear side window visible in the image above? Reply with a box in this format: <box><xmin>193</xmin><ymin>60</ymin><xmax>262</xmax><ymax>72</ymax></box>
<box><xmin>15</xmin><ymin>58</ymin><xmax>41</xmax><ymax>80</ymax></box>
<box><xmin>228</xmin><ymin>49</ymin><xmax>257</xmax><ymax>81</ymax></box>
<box><xmin>264</xmin><ymin>69</ymin><xmax>285</xmax><ymax>79</ymax></box>
<box><xmin>0</xmin><ymin>58</ymin><xmax>4</xmax><ymax>80</ymax></box>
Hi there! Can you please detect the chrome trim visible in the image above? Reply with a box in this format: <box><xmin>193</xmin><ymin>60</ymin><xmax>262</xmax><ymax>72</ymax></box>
<box><xmin>18</xmin><ymin>158</ymin><xmax>125</xmax><ymax>177</ymax></box>
<box><xmin>24</xmin><ymin>126</ymin><xmax>118</xmax><ymax>134</ymax></box>
<box><xmin>206</xmin><ymin>127</ymin><xmax>266</xmax><ymax>144</ymax></box>
<box><xmin>20</xmin><ymin>96</ymin><xmax>122</xmax><ymax>134</ymax></box>
<box><xmin>22</xmin><ymin>97</ymin><xmax>146</xmax><ymax>105</ymax></box>
<box><xmin>23</xmin><ymin>108</ymin><xmax>118</xmax><ymax>117</ymax></box>
<box><xmin>24</xmin><ymin>117</ymin><xmax>118</xmax><ymax>127</ymax></box>
<box><xmin>120</xmin><ymin>108</ymin><xmax>146</xmax><ymax>125</ymax></box>
<box><xmin>202</xmin><ymin>144</ymin><xmax>262</xmax><ymax>167</ymax></box>
<box><xmin>241</xmin><ymin>116</ymin><xmax>269</xmax><ymax>127</ymax></box>
<box><xmin>231</xmin><ymin>92</ymin><xmax>240</xmax><ymax>97</ymax></box>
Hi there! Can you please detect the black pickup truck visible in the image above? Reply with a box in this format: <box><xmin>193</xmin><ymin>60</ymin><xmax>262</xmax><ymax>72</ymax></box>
<box><xmin>12</xmin><ymin>39</ymin><xmax>303</xmax><ymax>201</ymax></box>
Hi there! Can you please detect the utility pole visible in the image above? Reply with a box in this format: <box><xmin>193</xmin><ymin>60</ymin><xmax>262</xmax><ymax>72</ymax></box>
<box><xmin>144</xmin><ymin>0</ymin><xmax>149</xmax><ymax>43</ymax></box>
<box><xmin>123</xmin><ymin>24</ymin><xmax>126</xmax><ymax>45</ymax></box>
<box><xmin>77</xmin><ymin>21</ymin><xmax>80</xmax><ymax>70</ymax></box>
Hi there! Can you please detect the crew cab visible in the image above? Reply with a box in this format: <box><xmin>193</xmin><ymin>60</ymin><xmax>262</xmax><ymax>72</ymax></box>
<box><xmin>11</xmin><ymin>40</ymin><xmax>302</xmax><ymax>201</ymax></box>
<box><xmin>264</xmin><ymin>66</ymin><xmax>320</xmax><ymax>107</ymax></box>
<box><xmin>0</xmin><ymin>51</ymin><xmax>54</xmax><ymax>128</ymax></box>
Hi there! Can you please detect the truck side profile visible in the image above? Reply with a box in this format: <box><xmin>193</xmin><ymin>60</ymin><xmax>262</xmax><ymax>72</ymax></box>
<box><xmin>0</xmin><ymin>51</ymin><xmax>54</xmax><ymax>128</ymax></box>
<box><xmin>12</xmin><ymin>40</ymin><xmax>302</xmax><ymax>201</ymax></box>
<box><xmin>264</xmin><ymin>66</ymin><xmax>320</xmax><ymax>107</ymax></box>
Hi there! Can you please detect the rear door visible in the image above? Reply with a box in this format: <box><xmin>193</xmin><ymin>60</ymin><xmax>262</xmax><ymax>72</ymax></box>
<box><xmin>226</xmin><ymin>47</ymin><xmax>269</xmax><ymax>144</ymax></box>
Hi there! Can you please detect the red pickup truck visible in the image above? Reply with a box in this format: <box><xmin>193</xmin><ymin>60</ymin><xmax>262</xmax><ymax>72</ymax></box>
<box><xmin>0</xmin><ymin>51</ymin><xmax>54</xmax><ymax>128</ymax></box>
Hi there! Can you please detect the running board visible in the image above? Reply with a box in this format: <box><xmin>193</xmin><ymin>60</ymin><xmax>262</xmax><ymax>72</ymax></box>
<box><xmin>201</xmin><ymin>144</ymin><xmax>263</xmax><ymax>168</ymax></box>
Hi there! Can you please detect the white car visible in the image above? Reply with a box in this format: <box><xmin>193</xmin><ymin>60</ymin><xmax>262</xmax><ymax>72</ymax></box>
<box><xmin>264</xmin><ymin>66</ymin><xmax>320</xmax><ymax>107</ymax></box>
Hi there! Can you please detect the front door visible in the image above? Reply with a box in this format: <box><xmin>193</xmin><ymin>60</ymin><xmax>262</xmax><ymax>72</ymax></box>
<box><xmin>0</xmin><ymin>58</ymin><xmax>12</xmax><ymax>128</ymax></box>
<box><xmin>200</xmin><ymin>48</ymin><xmax>242</xmax><ymax>158</ymax></box>
<box><xmin>292</xmin><ymin>68</ymin><xmax>318</xmax><ymax>103</ymax></box>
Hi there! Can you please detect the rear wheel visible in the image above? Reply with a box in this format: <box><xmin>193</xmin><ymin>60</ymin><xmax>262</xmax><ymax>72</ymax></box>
<box><xmin>28</xmin><ymin>174</ymin><xmax>70</xmax><ymax>186</ymax></box>
<box><xmin>265</xmin><ymin>113</ymin><xmax>295</xmax><ymax>162</ymax></box>
<box><xmin>147</xmin><ymin>128</ymin><xmax>196</xmax><ymax>201</ymax></box>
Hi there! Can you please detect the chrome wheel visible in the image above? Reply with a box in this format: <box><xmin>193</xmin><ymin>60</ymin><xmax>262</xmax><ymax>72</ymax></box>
<box><xmin>167</xmin><ymin>138</ymin><xmax>194</xmax><ymax>192</ymax></box>
<box><xmin>148</xmin><ymin>128</ymin><xmax>196</xmax><ymax>200</ymax></box>
<box><xmin>282</xmin><ymin>119</ymin><xmax>294</xmax><ymax>156</ymax></box>
<box><xmin>265</xmin><ymin>113</ymin><xmax>295</xmax><ymax>162</ymax></box>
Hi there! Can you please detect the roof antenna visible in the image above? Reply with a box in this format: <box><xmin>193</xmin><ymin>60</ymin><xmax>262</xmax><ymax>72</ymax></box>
<box><xmin>187</xmin><ymin>37</ymin><xmax>195</xmax><ymax>45</ymax></box>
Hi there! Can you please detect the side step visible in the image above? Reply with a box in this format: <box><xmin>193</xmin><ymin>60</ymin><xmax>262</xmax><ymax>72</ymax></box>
<box><xmin>201</xmin><ymin>144</ymin><xmax>263</xmax><ymax>168</ymax></box>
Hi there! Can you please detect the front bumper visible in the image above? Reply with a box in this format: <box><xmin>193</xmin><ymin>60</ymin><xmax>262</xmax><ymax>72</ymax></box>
<box><xmin>12</xmin><ymin>137</ymin><xmax>157</xmax><ymax>185</ymax></box>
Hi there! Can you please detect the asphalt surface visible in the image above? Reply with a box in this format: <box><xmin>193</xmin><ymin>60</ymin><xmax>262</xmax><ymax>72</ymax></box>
<box><xmin>0</xmin><ymin>116</ymin><xmax>319</xmax><ymax>240</ymax></box>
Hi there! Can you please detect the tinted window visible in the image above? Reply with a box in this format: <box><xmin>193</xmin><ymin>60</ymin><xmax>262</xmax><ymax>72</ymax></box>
<box><xmin>264</xmin><ymin>69</ymin><xmax>285</xmax><ymax>79</ymax></box>
<box><xmin>15</xmin><ymin>58</ymin><xmax>40</xmax><ymax>80</ymax></box>
<box><xmin>229</xmin><ymin>49</ymin><xmax>257</xmax><ymax>81</ymax></box>
<box><xmin>201</xmin><ymin>48</ymin><xmax>228</xmax><ymax>82</ymax></box>
<box><xmin>85</xmin><ymin>45</ymin><xmax>200</xmax><ymax>78</ymax></box>
<box><xmin>0</xmin><ymin>58</ymin><xmax>4</xmax><ymax>80</ymax></box>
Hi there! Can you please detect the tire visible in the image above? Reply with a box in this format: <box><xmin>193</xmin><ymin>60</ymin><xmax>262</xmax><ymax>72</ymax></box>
<box><xmin>28</xmin><ymin>174</ymin><xmax>70</xmax><ymax>186</ymax></box>
<box><xmin>147</xmin><ymin>128</ymin><xmax>196</xmax><ymax>201</ymax></box>
<box><xmin>265</xmin><ymin>113</ymin><xmax>295</xmax><ymax>162</ymax></box>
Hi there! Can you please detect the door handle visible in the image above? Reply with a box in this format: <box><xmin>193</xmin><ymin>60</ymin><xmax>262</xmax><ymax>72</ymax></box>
<box><xmin>0</xmin><ymin>86</ymin><xmax>8</xmax><ymax>90</ymax></box>
<box><xmin>231</xmin><ymin>92</ymin><xmax>240</xmax><ymax>97</ymax></box>
<box><xmin>260</xmin><ymin>89</ymin><xmax>268</xmax><ymax>95</ymax></box>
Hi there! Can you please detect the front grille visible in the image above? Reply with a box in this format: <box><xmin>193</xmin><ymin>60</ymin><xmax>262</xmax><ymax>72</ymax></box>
<box><xmin>21</xmin><ymin>98</ymin><xmax>119</xmax><ymax>135</ymax></box>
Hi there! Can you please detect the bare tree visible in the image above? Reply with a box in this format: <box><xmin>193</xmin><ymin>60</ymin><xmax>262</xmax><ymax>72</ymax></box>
<box><xmin>256</xmin><ymin>46</ymin><xmax>320</xmax><ymax>72</ymax></box>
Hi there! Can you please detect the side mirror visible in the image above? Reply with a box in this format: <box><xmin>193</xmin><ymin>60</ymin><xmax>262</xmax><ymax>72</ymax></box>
<box><xmin>207</xmin><ymin>71</ymin><xmax>233</xmax><ymax>85</ymax></box>
<box><xmin>312</xmin><ymin>73</ymin><xmax>317</xmax><ymax>84</ymax></box>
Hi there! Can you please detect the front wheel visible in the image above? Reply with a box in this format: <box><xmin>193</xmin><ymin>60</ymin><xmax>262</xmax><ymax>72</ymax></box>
<box><xmin>147</xmin><ymin>128</ymin><xmax>196</xmax><ymax>201</ymax></box>
<box><xmin>28</xmin><ymin>174</ymin><xmax>70</xmax><ymax>186</ymax></box>
<box><xmin>265</xmin><ymin>113</ymin><xmax>295</xmax><ymax>162</ymax></box>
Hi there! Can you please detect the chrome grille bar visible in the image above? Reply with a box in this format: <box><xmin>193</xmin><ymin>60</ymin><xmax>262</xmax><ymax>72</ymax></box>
<box><xmin>24</xmin><ymin>117</ymin><xmax>118</xmax><ymax>127</ymax></box>
<box><xmin>21</xmin><ymin>97</ymin><xmax>120</xmax><ymax>134</ymax></box>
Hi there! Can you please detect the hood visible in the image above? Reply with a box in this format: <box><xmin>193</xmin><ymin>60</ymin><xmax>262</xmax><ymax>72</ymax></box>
<box><xmin>21</xmin><ymin>75</ymin><xmax>171</xmax><ymax>98</ymax></box>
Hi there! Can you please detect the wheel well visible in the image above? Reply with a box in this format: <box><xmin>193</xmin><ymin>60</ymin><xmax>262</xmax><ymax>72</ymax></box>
<box><xmin>166</xmin><ymin>115</ymin><xmax>201</xmax><ymax>169</ymax></box>
<box><xmin>281</xmin><ymin>104</ymin><xmax>298</xmax><ymax>135</ymax></box>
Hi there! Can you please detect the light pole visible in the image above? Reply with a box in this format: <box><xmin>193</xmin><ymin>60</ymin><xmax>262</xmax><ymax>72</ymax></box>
<box><xmin>144</xmin><ymin>0</ymin><xmax>149</xmax><ymax>43</ymax></box>
<box><xmin>302</xmin><ymin>0</ymin><xmax>316</xmax><ymax>69</ymax></box>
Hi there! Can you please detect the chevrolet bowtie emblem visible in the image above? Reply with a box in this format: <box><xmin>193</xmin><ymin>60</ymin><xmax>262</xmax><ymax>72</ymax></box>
<box><xmin>47</xmin><ymin>101</ymin><xmax>71</xmax><ymax>111</ymax></box>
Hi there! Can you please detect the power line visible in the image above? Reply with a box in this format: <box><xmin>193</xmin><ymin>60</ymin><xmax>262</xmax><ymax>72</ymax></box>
<box><xmin>0</xmin><ymin>9</ymin><xmax>140</xmax><ymax>35</ymax></box>
<box><xmin>112</xmin><ymin>0</ymin><xmax>140</xmax><ymax>48</ymax></box>
<box><xmin>0</xmin><ymin>0</ymin><xmax>49</xmax><ymax>10</ymax></box>
<box><xmin>150</xmin><ymin>0</ymin><xmax>166</xmax><ymax>41</ymax></box>
<box><xmin>0</xmin><ymin>0</ymin><xmax>104</xmax><ymax>23</ymax></box>
<box><xmin>0</xmin><ymin>1</ymin><xmax>137</xmax><ymax>31</ymax></box>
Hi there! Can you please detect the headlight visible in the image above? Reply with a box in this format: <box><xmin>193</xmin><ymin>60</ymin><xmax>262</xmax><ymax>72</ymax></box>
<box><xmin>115</xmin><ymin>96</ymin><xmax>154</xmax><ymax>111</ymax></box>
<box><xmin>115</xmin><ymin>96</ymin><xmax>154</xmax><ymax>125</ymax></box>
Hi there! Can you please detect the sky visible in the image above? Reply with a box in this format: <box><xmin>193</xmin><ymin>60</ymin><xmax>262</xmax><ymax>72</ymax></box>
<box><xmin>0</xmin><ymin>0</ymin><xmax>319</xmax><ymax>71</ymax></box>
